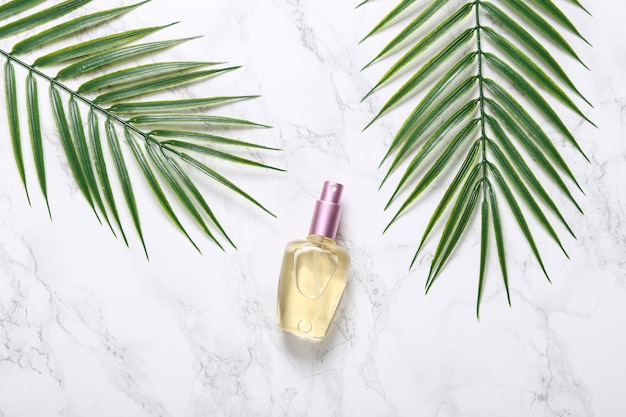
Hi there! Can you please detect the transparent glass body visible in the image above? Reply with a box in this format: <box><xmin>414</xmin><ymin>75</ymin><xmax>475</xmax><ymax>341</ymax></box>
<box><xmin>277</xmin><ymin>234</ymin><xmax>349</xmax><ymax>340</ymax></box>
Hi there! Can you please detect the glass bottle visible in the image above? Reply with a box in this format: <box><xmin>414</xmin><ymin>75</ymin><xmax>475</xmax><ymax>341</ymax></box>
<box><xmin>277</xmin><ymin>181</ymin><xmax>349</xmax><ymax>340</ymax></box>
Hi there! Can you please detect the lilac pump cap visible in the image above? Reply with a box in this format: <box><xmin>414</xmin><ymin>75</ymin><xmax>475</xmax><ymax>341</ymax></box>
<box><xmin>309</xmin><ymin>181</ymin><xmax>344</xmax><ymax>240</ymax></box>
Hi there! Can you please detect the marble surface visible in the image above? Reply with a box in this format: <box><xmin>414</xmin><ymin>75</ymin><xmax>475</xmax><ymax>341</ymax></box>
<box><xmin>1</xmin><ymin>0</ymin><xmax>625</xmax><ymax>416</ymax></box>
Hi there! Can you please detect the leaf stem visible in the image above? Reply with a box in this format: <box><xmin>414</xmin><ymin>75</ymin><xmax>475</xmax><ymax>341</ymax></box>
<box><xmin>474</xmin><ymin>0</ymin><xmax>491</xmax><ymax>316</ymax></box>
<box><xmin>474</xmin><ymin>1</ymin><xmax>488</xmax><ymax>200</ymax></box>
<box><xmin>0</xmin><ymin>47</ymin><xmax>159</xmax><ymax>147</ymax></box>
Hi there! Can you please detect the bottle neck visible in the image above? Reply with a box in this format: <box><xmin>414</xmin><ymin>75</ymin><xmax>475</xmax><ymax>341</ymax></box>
<box><xmin>307</xmin><ymin>234</ymin><xmax>336</xmax><ymax>245</ymax></box>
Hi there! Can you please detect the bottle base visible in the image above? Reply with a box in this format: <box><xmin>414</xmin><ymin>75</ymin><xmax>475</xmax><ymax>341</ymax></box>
<box><xmin>278</xmin><ymin>322</ymin><xmax>327</xmax><ymax>341</ymax></box>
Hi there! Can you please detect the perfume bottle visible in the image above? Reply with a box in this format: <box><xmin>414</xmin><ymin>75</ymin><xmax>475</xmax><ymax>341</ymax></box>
<box><xmin>277</xmin><ymin>181</ymin><xmax>349</xmax><ymax>340</ymax></box>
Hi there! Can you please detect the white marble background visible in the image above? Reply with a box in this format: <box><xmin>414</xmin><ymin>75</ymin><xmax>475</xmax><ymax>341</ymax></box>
<box><xmin>1</xmin><ymin>0</ymin><xmax>625</xmax><ymax>416</ymax></box>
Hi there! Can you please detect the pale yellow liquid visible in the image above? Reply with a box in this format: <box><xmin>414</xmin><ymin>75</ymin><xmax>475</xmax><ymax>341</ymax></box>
<box><xmin>277</xmin><ymin>235</ymin><xmax>349</xmax><ymax>340</ymax></box>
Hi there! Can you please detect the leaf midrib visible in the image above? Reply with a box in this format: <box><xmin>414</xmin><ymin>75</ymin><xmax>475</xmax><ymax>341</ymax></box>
<box><xmin>474</xmin><ymin>0</ymin><xmax>489</xmax><ymax>205</ymax></box>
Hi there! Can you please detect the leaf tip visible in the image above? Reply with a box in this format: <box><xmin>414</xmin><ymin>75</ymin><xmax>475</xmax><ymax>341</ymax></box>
<box><xmin>362</xmin><ymin>114</ymin><xmax>380</xmax><ymax>131</ymax></box>
<box><xmin>409</xmin><ymin>251</ymin><xmax>420</xmax><ymax>271</ymax></box>
<box><xmin>355</xmin><ymin>0</ymin><xmax>367</xmax><ymax>10</ymax></box>
<box><xmin>581</xmin><ymin>60</ymin><xmax>591</xmax><ymax>71</ymax></box>
<box><xmin>361</xmin><ymin>58</ymin><xmax>377</xmax><ymax>72</ymax></box>
<box><xmin>382</xmin><ymin>215</ymin><xmax>396</xmax><ymax>234</ymax></box>
<box><xmin>567</xmin><ymin>227</ymin><xmax>577</xmax><ymax>240</ymax></box>
<box><xmin>263</xmin><ymin>207</ymin><xmax>277</xmax><ymax>218</ymax></box>
<box><xmin>45</xmin><ymin>200</ymin><xmax>52</xmax><ymax>220</ymax></box>
<box><xmin>361</xmin><ymin>85</ymin><xmax>378</xmax><ymax>102</ymax></box>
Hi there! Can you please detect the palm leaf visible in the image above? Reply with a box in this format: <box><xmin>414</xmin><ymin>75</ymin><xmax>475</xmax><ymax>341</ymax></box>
<box><xmin>26</xmin><ymin>71</ymin><xmax>49</xmax><ymax>215</ymax></box>
<box><xmin>160</xmin><ymin>140</ymin><xmax>285</xmax><ymax>172</ymax></box>
<box><xmin>69</xmin><ymin>96</ymin><xmax>113</xmax><ymax>232</ymax></box>
<box><xmin>380</xmin><ymin>75</ymin><xmax>477</xmax><ymax>171</ymax></box>
<box><xmin>77</xmin><ymin>61</ymin><xmax>217</xmax><ymax>94</ymax></box>
<box><xmin>486</xmin><ymin>139</ymin><xmax>569</xmax><ymax>257</ymax></box>
<box><xmin>94</xmin><ymin>67</ymin><xmax>239</xmax><ymax>104</ymax></box>
<box><xmin>476</xmin><ymin>199</ymin><xmax>489</xmax><ymax>319</ymax></box>
<box><xmin>124</xmin><ymin>127</ymin><xmax>200</xmax><ymax>253</ymax></box>
<box><xmin>383</xmin><ymin>97</ymin><xmax>478</xmax><ymax>187</ymax></box>
<box><xmin>0</xmin><ymin>0</ymin><xmax>92</xmax><ymax>39</ymax></box>
<box><xmin>481</xmin><ymin>2</ymin><xmax>587</xmax><ymax>102</ymax></box>
<box><xmin>380</xmin><ymin>53</ymin><xmax>477</xmax><ymax>166</ymax></box>
<box><xmin>89</xmin><ymin>108</ymin><xmax>126</xmax><ymax>245</ymax></box>
<box><xmin>50</xmin><ymin>84</ymin><xmax>97</xmax><ymax>218</ymax></box>
<box><xmin>0</xmin><ymin>0</ymin><xmax>46</xmax><ymax>21</ymax></box>
<box><xmin>164</xmin><ymin>155</ymin><xmax>235</xmax><ymax>248</ymax></box>
<box><xmin>500</xmin><ymin>0</ymin><xmax>587</xmax><ymax>67</ymax></box>
<box><xmin>105</xmin><ymin>118</ymin><xmax>147</xmax><ymax>257</ymax></box>
<box><xmin>387</xmin><ymin>119</ymin><xmax>479</xmax><ymax>218</ymax></box>
<box><xmin>149</xmin><ymin>129</ymin><xmax>278</xmax><ymax>150</ymax></box>
<box><xmin>359</xmin><ymin>0</ymin><xmax>420</xmax><ymax>42</ymax></box>
<box><xmin>531</xmin><ymin>0</ymin><xmax>589</xmax><ymax>41</ymax></box>
<box><xmin>410</xmin><ymin>141</ymin><xmax>481</xmax><ymax>259</ymax></box>
<box><xmin>4</xmin><ymin>58</ymin><xmax>28</xmax><ymax>202</ymax></box>
<box><xmin>11</xmin><ymin>1</ymin><xmax>148</xmax><ymax>55</ymax></box>
<box><xmin>128</xmin><ymin>114</ymin><xmax>271</xmax><ymax>128</ymax></box>
<box><xmin>176</xmin><ymin>151</ymin><xmax>276</xmax><ymax>217</ymax></box>
<box><xmin>108</xmin><ymin>96</ymin><xmax>259</xmax><ymax>113</ymax></box>
<box><xmin>33</xmin><ymin>23</ymin><xmax>175</xmax><ymax>67</ymax></box>
<box><xmin>1</xmin><ymin>0</ymin><xmax>279</xmax><ymax>255</ymax></box>
<box><xmin>56</xmin><ymin>37</ymin><xmax>201</xmax><ymax>80</ymax></box>
<box><xmin>363</xmin><ymin>26</ymin><xmax>475</xmax><ymax>113</ymax></box>
<box><xmin>145</xmin><ymin>142</ymin><xmax>225</xmax><ymax>250</ymax></box>
<box><xmin>487</xmin><ymin>181</ymin><xmax>510</xmax><ymax>306</ymax></box>
<box><xmin>486</xmin><ymin>115</ymin><xmax>577</xmax><ymax>236</ymax></box>
<box><xmin>489</xmin><ymin>163</ymin><xmax>551</xmax><ymax>281</ymax></box>
<box><xmin>481</xmin><ymin>26</ymin><xmax>591</xmax><ymax>108</ymax></box>
<box><xmin>361</xmin><ymin>0</ymin><xmax>592</xmax><ymax>313</ymax></box>
<box><xmin>484</xmin><ymin>52</ymin><xmax>594</xmax><ymax>151</ymax></box>
<box><xmin>425</xmin><ymin>175</ymin><xmax>481</xmax><ymax>291</ymax></box>
<box><xmin>483</xmin><ymin>81</ymin><xmax>584</xmax><ymax>192</ymax></box>
<box><xmin>362</xmin><ymin>0</ymin><xmax>469</xmax><ymax>70</ymax></box>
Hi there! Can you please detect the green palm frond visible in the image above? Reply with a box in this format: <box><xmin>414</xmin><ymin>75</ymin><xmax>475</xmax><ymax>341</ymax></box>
<box><xmin>1</xmin><ymin>0</ymin><xmax>281</xmax><ymax>257</ymax></box>
<box><xmin>361</xmin><ymin>0</ymin><xmax>592</xmax><ymax>316</ymax></box>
